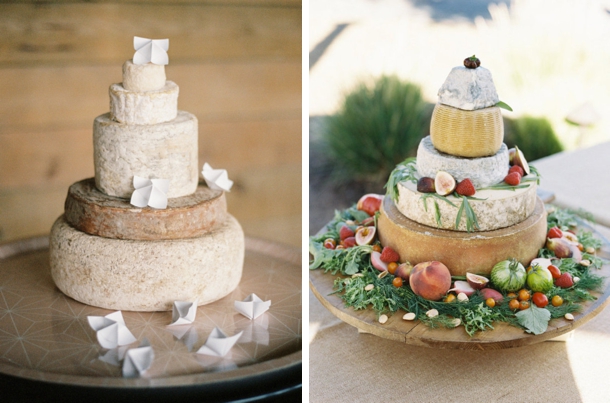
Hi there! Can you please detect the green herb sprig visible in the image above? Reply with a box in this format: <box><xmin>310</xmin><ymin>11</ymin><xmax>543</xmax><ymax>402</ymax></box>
<box><xmin>385</xmin><ymin>157</ymin><xmax>418</xmax><ymax>202</ymax></box>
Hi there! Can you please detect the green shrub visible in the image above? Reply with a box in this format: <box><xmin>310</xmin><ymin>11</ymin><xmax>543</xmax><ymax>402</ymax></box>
<box><xmin>504</xmin><ymin>116</ymin><xmax>564</xmax><ymax>161</ymax></box>
<box><xmin>324</xmin><ymin>76</ymin><xmax>431</xmax><ymax>183</ymax></box>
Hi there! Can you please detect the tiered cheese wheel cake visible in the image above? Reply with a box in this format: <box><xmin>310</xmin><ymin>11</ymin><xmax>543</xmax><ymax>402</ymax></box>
<box><xmin>49</xmin><ymin>56</ymin><xmax>245</xmax><ymax>312</ymax></box>
<box><xmin>378</xmin><ymin>57</ymin><xmax>547</xmax><ymax>276</ymax></box>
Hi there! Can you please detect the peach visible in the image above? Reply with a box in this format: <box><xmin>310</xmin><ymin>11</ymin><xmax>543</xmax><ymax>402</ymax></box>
<box><xmin>409</xmin><ymin>261</ymin><xmax>452</xmax><ymax>301</ymax></box>
<box><xmin>357</xmin><ymin>194</ymin><xmax>384</xmax><ymax>216</ymax></box>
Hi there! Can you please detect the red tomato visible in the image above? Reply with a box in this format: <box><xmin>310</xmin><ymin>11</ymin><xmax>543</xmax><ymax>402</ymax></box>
<box><xmin>547</xmin><ymin>265</ymin><xmax>561</xmax><ymax>280</ymax></box>
<box><xmin>532</xmin><ymin>292</ymin><xmax>549</xmax><ymax>308</ymax></box>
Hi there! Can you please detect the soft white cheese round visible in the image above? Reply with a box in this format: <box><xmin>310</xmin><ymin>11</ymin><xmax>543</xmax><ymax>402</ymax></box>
<box><xmin>93</xmin><ymin>111</ymin><xmax>198</xmax><ymax>199</ymax></box>
<box><xmin>122</xmin><ymin>60</ymin><xmax>166</xmax><ymax>92</ymax></box>
<box><xmin>396</xmin><ymin>180</ymin><xmax>538</xmax><ymax>232</ymax></box>
<box><xmin>110</xmin><ymin>81</ymin><xmax>178</xmax><ymax>125</ymax></box>
<box><xmin>438</xmin><ymin>66</ymin><xmax>499</xmax><ymax>111</ymax></box>
<box><xmin>417</xmin><ymin>136</ymin><xmax>509</xmax><ymax>189</ymax></box>
<box><xmin>50</xmin><ymin>214</ymin><xmax>244</xmax><ymax>312</ymax></box>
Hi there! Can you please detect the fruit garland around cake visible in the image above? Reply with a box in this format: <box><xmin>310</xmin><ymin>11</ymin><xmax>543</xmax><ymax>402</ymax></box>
<box><xmin>310</xmin><ymin>169</ymin><xmax>606</xmax><ymax>338</ymax></box>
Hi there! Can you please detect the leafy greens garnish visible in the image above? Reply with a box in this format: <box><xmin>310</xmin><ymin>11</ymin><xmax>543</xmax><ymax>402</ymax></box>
<box><xmin>385</xmin><ymin>157</ymin><xmax>418</xmax><ymax>202</ymax></box>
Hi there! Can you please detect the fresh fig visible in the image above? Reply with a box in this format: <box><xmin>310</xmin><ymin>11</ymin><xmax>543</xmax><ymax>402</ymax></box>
<box><xmin>466</xmin><ymin>273</ymin><xmax>489</xmax><ymax>290</ymax></box>
<box><xmin>357</xmin><ymin>194</ymin><xmax>384</xmax><ymax>216</ymax></box>
<box><xmin>510</xmin><ymin>146</ymin><xmax>530</xmax><ymax>176</ymax></box>
<box><xmin>417</xmin><ymin>177</ymin><xmax>436</xmax><ymax>193</ymax></box>
<box><xmin>508</xmin><ymin>148</ymin><xmax>516</xmax><ymax>164</ymax></box>
<box><xmin>479</xmin><ymin>288</ymin><xmax>504</xmax><ymax>303</ymax></box>
<box><xmin>546</xmin><ymin>237</ymin><xmax>572</xmax><ymax>259</ymax></box>
<box><xmin>434</xmin><ymin>171</ymin><xmax>456</xmax><ymax>196</ymax></box>
<box><xmin>371</xmin><ymin>251</ymin><xmax>388</xmax><ymax>272</ymax></box>
<box><xmin>567</xmin><ymin>243</ymin><xmax>583</xmax><ymax>263</ymax></box>
<box><xmin>395</xmin><ymin>262</ymin><xmax>413</xmax><ymax>281</ymax></box>
<box><xmin>355</xmin><ymin>227</ymin><xmax>376</xmax><ymax>246</ymax></box>
<box><xmin>448</xmin><ymin>280</ymin><xmax>476</xmax><ymax>297</ymax></box>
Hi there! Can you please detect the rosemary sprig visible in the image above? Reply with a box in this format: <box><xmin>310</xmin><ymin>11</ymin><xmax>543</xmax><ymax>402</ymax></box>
<box><xmin>385</xmin><ymin>157</ymin><xmax>418</xmax><ymax>202</ymax></box>
<box><xmin>455</xmin><ymin>195</ymin><xmax>481</xmax><ymax>232</ymax></box>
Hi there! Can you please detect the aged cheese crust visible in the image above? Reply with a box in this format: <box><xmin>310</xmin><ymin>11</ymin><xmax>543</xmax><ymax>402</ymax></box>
<box><xmin>429</xmin><ymin>104</ymin><xmax>504</xmax><ymax>158</ymax></box>
<box><xmin>110</xmin><ymin>81</ymin><xmax>178</xmax><ymax>125</ymax></box>
<box><xmin>438</xmin><ymin>66</ymin><xmax>499</xmax><ymax>111</ymax></box>
<box><xmin>50</xmin><ymin>214</ymin><xmax>244</xmax><ymax>311</ymax></box>
<box><xmin>378</xmin><ymin>196</ymin><xmax>547</xmax><ymax>276</ymax></box>
<box><xmin>396</xmin><ymin>180</ymin><xmax>537</xmax><ymax>232</ymax></box>
<box><xmin>94</xmin><ymin>111</ymin><xmax>198</xmax><ymax>199</ymax></box>
<box><xmin>417</xmin><ymin>136</ymin><xmax>509</xmax><ymax>188</ymax></box>
<box><xmin>64</xmin><ymin>178</ymin><xmax>226</xmax><ymax>240</ymax></box>
<box><xmin>122</xmin><ymin>60</ymin><xmax>166</xmax><ymax>92</ymax></box>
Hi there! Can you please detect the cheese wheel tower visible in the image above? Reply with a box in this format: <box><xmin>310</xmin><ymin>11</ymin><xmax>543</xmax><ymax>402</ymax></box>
<box><xmin>378</xmin><ymin>56</ymin><xmax>547</xmax><ymax>275</ymax></box>
<box><xmin>49</xmin><ymin>40</ymin><xmax>245</xmax><ymax>311</ymax></box>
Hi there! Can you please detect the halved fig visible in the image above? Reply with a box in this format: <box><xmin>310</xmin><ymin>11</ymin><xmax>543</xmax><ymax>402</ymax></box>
<box><xmin>371</xmin><ymin>251</ymin><xmax>389</xmax><ymax>272</ymax></box>
<box><xmin>466</xmin><ymin>273</ymin><xmax>489</xmax><ymax>290</ymax></box>
<box><xmin>511</xmin><ymin>146</ymin><xmax>530</xmax><ymax>175</ymax></box>
<box><xmin>434</xmin><ymin>171</ymin><xmax>456</xmax><ymax>196</ymax></box>
<box><xmin>448</xmin><ymin>280</ymin><xmax>476</xmax><ymax>297</ymax></box>
<box><xmin>355</xmin><ymin>226</ymin><xmax>376</xmax><ymax>246</ymax></box>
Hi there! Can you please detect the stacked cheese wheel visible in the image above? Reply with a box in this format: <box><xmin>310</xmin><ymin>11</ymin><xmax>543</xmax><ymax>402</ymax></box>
<box><xmin>378</xmin><ymin>61</ymin><xmax>547</xmax><ymax>275</ymax></box>
<box><xmin>49</xmin><ymin>59</ymin><xmax>245</xmax><ymax>311</ymax></box>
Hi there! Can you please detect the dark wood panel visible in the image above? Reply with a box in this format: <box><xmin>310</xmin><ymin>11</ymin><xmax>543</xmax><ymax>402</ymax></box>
<box><xmin>0</xmin><ymin>3</ymin><xmax>301</xmax><ymax>65</ymax></box>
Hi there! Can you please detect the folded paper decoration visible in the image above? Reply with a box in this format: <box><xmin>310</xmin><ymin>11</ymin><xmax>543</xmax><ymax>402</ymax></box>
<box><xmin>122</xmin><ymin>339</ymin><xmax>155</xmax><ymax>377</ymax></box>
<box><xmin>87</xmin><ymin>311</ymin><xmax>137</xmax><ymax>349</ymax></box>
<box><xmin>202</xmin><ymin>163</ymin><xmax>233</xmax><ymax>192</ymax></box>
<box><xmin>167</xmin><ymin>325</ymin><xmax>198</xmax><ymax>352</ymax></box>
<box><xmin>133</xmin><ymin>36</ymin><xmax>169</xmax><ymax>65</ymax></box>
<box><xmin>130</xmin><ymin>176</ymin><xmax>169</xmax><ymax>209</ymax></box>
<box><xmin>168</xmin><ymin>300</ymin><xmax>198</xmax><ymax>326</ymax></box>
<box><xmin>196</xmin><ymin>327</ymin><xmax>243</xmax><ymax>357</ymax></box>
<box><xmin>234</xmin><ymin>293</ymin><xmax>271</xmax><ymax>320</ymax></box>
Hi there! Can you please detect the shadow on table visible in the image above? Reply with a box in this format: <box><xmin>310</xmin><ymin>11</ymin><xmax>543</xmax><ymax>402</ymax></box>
<box><xmin>407</xmin><ymin>0</ymin><xmax>510</xmax><ymax>22</ymax></box>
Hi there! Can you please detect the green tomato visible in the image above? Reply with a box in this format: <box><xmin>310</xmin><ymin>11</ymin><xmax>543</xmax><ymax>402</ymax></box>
<box><xmin>527</xmin><ymin>265</ymin><xmax>554</xmax><ymax>293</ymax></box>
<box><xmin>490</xmin><ymin>259</ymin><xmax>527</xmax><ymax>292</ymax></box>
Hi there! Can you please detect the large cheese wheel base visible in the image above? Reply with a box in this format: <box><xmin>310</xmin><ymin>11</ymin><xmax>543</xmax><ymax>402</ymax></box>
<box><xmin>50</xmin><ymin>214</ymin><xmax>244</xmax><ymax>311</ymax></box>
<box><xmin>64</xmin><ymin>178</ymin><xmax>226</xmax><ymax>240</ymax></box>
<box><xmin>377</xmin><ymin>196</ymin><xmax>547</xmax><ymax>276</ymax></box>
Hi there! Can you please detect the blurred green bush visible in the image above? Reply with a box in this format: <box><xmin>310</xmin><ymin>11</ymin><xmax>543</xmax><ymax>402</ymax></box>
<box><xmin>324</xmin><ymin>75</ymin><xmax>431</xmax><ymax>183</ymax></box>
<box><xmin>504</xmin><ymin>115</ymin><xmax>564</xmax><ymax>161</ymax></box>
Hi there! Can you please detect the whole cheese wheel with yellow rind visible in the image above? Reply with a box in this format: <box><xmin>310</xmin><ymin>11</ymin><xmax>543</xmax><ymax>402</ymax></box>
<box><xmin>430</xmin><ymin>103</ymin><xmax>503</xmax><ymax>157</ymax></box>
<box><xmin>377</xmin><ymin>196</ymin><xmax>547</xmax><ymax>276</ymax></box>
<box><xmin>396</xmin><ymin>180</ymin><xmax>537</xmax><ymax>232</ymax></box>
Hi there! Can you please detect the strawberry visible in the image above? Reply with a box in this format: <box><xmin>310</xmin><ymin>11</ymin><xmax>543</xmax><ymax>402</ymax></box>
<box><xmin>504</xmin><ymin>172</ymin><xmax>521</xmax><ymax>186</ymax></box>
<box><xmin>555</xmin><ymin>272</ymin><xmax>574</xmax><ymax>288</ymax></box>
<box><xmin>339</xmin><ymin>225</ymin><xmax>355</xmax><ymax>241</ymax></box>
<box><xmin>380</xmin><ymin>246</ymin><xmax>400</xmax><ymax>263</ymax></box>
<box><xmin>547</xmin><ymin>226</ymin><xmax>563</xmax><ymax>239</ymax></box>
<box><xmin>455</xmin><ymin>178</ymin><xmax>476</xmax><ymax>196</ymax></box>
<box><xmin>509</xmin><ymin>165</ymin><xmax>525</xmax><ymax>177</ymax></box>
<box><xmin>342</xmin><ymin>237</ymin><xmax>357</xmax><ymax>248</ymax></box>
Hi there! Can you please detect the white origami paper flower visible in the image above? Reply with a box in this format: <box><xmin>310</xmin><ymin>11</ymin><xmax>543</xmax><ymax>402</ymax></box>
<box><xmin>133</xmin><ymin>36</ymin><xmax>169</xmax><ymax>65</ymax></box>
<box><xmin>87</xmin><ymin>311</ymin><xmax>137</xmax><ymax>349</ymax></box>
<box><xmin>234</xmin><ymin>293</ymin><xmax>271</xmax><ymax>320</ymax></box>
<box><xmin>168</xmin><ymin>300</ymin><xmax>198</xmax><ymax>326</ymax></box>
<box><xmin>196</xmin><ymin>327</ymin><xmax>243</xmax><ymax>357</ymax></box>
<box><xmin>130</xmin><ymin>176</ymin><xmax>169</xmax><ymax>209</ymax></box>
<box><xmin>122</xmin><ymin>339</ymin><xmax>155</xmax><ymax>378</ymax></box>
<box><xmin>202</xmin><ymin>163</ymin><xmax>233</xmax><ymax>192</ymax></box>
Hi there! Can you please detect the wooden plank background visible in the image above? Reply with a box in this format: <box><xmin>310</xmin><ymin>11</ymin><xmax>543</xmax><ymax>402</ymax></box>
<box><xmin>0</xmin><ymin>0</ymin><xmax>302</xmax><ymax>247</ymax></box>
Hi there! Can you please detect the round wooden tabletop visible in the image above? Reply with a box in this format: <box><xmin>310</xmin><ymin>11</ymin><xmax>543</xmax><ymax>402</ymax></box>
<box><xmin>310</xmin><ymin>223</ymin><xmax>610</xmax><ymax>350</ymax></box>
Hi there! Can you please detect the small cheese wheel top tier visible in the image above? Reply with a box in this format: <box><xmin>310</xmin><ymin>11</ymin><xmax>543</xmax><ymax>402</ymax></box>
<box><xmin>430</xmin><ymin>103</ymin><xmax>503</xmax><ymax>157</ymax></box>
<box><xmin>396</xmin><ymin>180</ymin><xmax>537</xmax><ymax>232</ymax></box>
<box><xmin>438</xmin><ymin>66</ymin><xmax>499</xmax><ymax>111</ymax></box>
<box><xmin>110</xmin><ymin>81</ymin><xmax>178</xmax><ymax>125</ymax></box>
<box><xmin>122</xmin><ymin>60</ymin><xmax>166</xmax><ymax>92</ymax></box>
<box><xmin>417</xmin><ymin>136</ymin><xmax>509</xmax><ymax>189</ymax></box>
<box><xmin>94</xmin><ymin>111</ymin><xmax>198</xmax><ymax>199</ymax></box>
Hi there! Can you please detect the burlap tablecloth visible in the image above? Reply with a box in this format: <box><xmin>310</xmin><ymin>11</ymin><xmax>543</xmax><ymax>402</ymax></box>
<box><xmin>310</xmin><ymin>141</ymin><xmax>610</xmax><ymax>401</ymax></box>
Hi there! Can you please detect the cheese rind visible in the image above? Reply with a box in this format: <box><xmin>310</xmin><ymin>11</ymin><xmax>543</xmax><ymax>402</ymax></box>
<box><xmin>438</xmin><ymin>66</ymin><xmax>499</xmax><ymax>110</ymax></box>
<box><xmin>417</xmin><ymin>136</ymin><xmax>509</xmax><ymax>188</ymax></box>
<box><xmin>122</xmin><ymin>60</ymin><xmax>166</xmax><ymax>92</ymax></box>
<box><xmin>50</xmin><ymin>214</ymin><xmax>244</xmax><ymax>311</ymax></box>
<box><xmin>110</xmin><ymin>81</ymin><xmax>178</xmax><ymax>125</ymax></box>
<box><xmin>396</xmin><ymin>180</ymin><xmax>537</xmax><ymax>232</ymax></box>
<box><xmin>94</xmin><ymin>111</ymin><xmax>198</xmax><ymax>199</ymax></box>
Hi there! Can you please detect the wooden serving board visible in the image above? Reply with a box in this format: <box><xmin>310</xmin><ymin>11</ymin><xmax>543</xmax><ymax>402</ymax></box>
<box><xmin>310</xmin><ymin>223</ymin><xmax>610</xmax><ymax>350</ymax></box>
